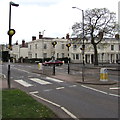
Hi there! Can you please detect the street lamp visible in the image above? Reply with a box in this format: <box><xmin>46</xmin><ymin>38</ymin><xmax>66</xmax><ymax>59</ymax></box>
<box><xmin>66</xmin><ymin>43</ymin><xmax>71</xmax><ymax>74</ymax></box>
<box><xmin>52</xmin><ymin>41</ymin><xmax>57</xmax><ymax>75</ymax></box>
<box><xmin>72</xmin><ymin>7</ymin><xmax>85</xmax><ymax>82</ymax></box>
<box><xmin>7</xmin><ymin>1</ymin><xmax>19</xmax><ymax>89</ymax></box>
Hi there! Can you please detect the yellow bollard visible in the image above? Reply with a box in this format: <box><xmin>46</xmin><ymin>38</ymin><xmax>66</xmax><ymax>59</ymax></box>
<box><xmin>100</xmin><ymin>68</ymin><xmax>108</xmax><ymax>81</ymax></box>
<box><xmin>38</xmin><ymin>63</ymin><xmax>42</xmax><ymax>70</ymax></box>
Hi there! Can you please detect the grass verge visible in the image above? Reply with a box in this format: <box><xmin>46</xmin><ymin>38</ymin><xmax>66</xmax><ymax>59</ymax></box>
<box><xmin>2</xmin><ymin>89</ymin><xmax>56</xmax><ymax>118</ymax></box>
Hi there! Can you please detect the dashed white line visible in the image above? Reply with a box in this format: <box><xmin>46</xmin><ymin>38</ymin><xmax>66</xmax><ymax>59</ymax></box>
<box><xmin>81</xmin><ymin>85</ymin><xmax>120</xmax><ymax>97</ymax></box>
<box><xmin>69</xmin><ymin>85</ymin><xmax>77</xmax><ymax>88</ymax></box>
<box><xmin>56</xmin><ymin>87</ymin><xmax>65</xmax><ymax>90</ymax></box>
<box><xmin>109</xmin><ymin>87</ymin><xmax>120</xmax><ymax>90</ymax></box>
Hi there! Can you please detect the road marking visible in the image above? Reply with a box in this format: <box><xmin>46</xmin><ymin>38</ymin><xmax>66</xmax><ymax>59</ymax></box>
<box><xmin>30</xmin><ymin>78</ymin><xmax>51</xmax><ymax>85</ymax></box>
<box><xmin>14</xmin><ymin>80</ymin><xmax>33</xmax><ymax>87</ymax></box>
<box><xmin>81</xmin><ymin>85</ymin><xmax>120</xmax><ymax>97</ymax></box>
<box><xmin>0</xmin><ymin>74</ymin><xmax>6</xmax><ymax>78</ymax></box>
<box><xmin>46</xmin><ymin>77</ymin><xmax>63</xmax><ymax>83</ymax></box>
<box><xmin>43</xmin><ymin>89</ymin><xmax>53</xmax><ymax>92</ymax></box>
<box><xmin>109</xmin><ymin>87</ymin><xmax>120</xmax><ymax>90</ymax></box>
<box><xmin>13</xmin><ymin>68</ymin><xmax>30</xmax><ymax>73</ymax></box>
<box><xmin>109</xmin><ymin>93</ymin><xmax>120</xmax><ymax>97</ymax></box>
<box><xmin>56</xmin><ymin>87</ymin><xmax>64</xmax><ymax>90</ymax></box>
<box><xmin>61</xmin><ymin>107</ymin><xmax>78</xmax><ymax>119</ymax></box>
<box><xmin>29</xmin><ymin>91</ymin><xmax>78</xmax><ymax>120</ymax></box>
<box><xmin>69</xmin><ymin>85</ymin><xmax>77</xmax><ymax>88</ymax></box>
<box><xmin>81</xmin><ymin>85</ymin><xmax>108</xmax><ymax>94</ymax></box>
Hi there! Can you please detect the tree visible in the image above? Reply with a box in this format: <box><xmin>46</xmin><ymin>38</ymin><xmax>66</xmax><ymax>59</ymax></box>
<box><xmin>72</xmin><ymin>8</ymin><xmax>117</xmax><ymax>65</ymax></box>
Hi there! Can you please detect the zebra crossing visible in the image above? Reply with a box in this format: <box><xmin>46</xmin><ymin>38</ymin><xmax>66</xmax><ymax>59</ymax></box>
<box><xmin>14</xmin><ymin>77</ymin><xmax>63</xmax><ymax>87</ymax></box>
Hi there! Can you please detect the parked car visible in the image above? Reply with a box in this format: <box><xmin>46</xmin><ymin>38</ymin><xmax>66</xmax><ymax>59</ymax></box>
<box><xmin>116</xmin><ymin>59</ymin><xmax>120</xmax><ymax>64</ymax></box>
<box><xmin>42</xmin><ymin>60</ymin><xmax>63</xmax><ymax>66</ymax></box>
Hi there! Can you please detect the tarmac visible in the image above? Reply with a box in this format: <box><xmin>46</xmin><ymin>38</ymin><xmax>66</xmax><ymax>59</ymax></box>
<box><xmin>1</xmin><ymin>66</ymin><xmax>118</xmax><ymax>90</ymax></box>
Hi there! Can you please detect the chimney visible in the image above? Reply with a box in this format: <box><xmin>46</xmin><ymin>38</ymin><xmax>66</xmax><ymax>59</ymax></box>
<box><xmin>66</xmin><ymin>33</ymin><xmax>69</xmax><ymax>39</ymax></box>
<box><xmin>32</xmin><ymin>36</ymin><xmax>36</xmax><ymax>41</ymax></box>
<box><xmin>39</xmin><ymin>32</ymin><xmax>43</xmax><ymax>39</ymax></box>
<box><xmin>22</xmin><ymin>40</ymin><xmax>25</xmax><ymax>47</ymax></box>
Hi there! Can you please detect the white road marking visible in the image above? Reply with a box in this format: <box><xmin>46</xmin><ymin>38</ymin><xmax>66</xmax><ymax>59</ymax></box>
<box><xmin>81</xmin><ymin>85</ymin><xmax>108</xmax><ymax>94</ymax></box>
<box><xmin>56</xmin><ymin>87</ymin><xmax>64</xmax><ymax>90</ymax></box>
<box><xmin>43</xmin><ymin>89</ymin><xmax>53</xmax><ymax>92</ymax></box>
<box><xmin>46</xmin><ymin>77</ymin><xmax>63</xmax><ymax>83</ymax></box>
<box><xmin>69</xmin><ymin>85</ymin><xmax>77</xmax><ymax>88</ymax></box>
<box><xmin>14</xmin><ymin>80</ymin><xmax>33</xmax><ymax>87</ymax></box>
<box><xmin>30</xmin><ymin>78</ymin><xmax>51</xmax><ymax>85</ymax></box>
<box><xmin>109</xmin><ymin>93</ymin><xmax>120</xmax><ymax>97</ymax></box>
<box><xmin>61</xmin><ymin>107</ymin><xmax>78</xmax><ymax>119</ymax></box>
<box><xmin>13</xmin><ymin>68</ymin><xmax>30</xmax><ymax>73</ymax></box>
<box><xmin>81</xmin><ymin>85</ymin><xmax>120</xmax><ymax>97</ymax></box>
<box><xmin>29</xmin><ymin>91</ymin><xmax>78</xmax><ymax>120</ymax></box>
<box><xmin>109</xmin><ymin>87</ymin><xmax>120</xmax><ymax>90</ymax></box>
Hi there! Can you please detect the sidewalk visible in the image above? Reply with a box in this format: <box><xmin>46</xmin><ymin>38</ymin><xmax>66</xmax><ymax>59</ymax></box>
<box><xmin>32</xmin><ymin>69</ymin><xmax>118</xmax><ymax>85</ymax></box>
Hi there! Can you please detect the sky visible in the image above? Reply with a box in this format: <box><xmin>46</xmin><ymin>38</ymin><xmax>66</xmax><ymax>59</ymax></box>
<box><xmin>0</xmin><ymin>0</ymin><xmax>119</xmax><ymax>44</ymax></box>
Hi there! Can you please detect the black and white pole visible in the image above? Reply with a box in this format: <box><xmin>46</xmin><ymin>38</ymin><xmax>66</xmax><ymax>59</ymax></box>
<box><xmin>52</xmin><ymin>41</ymin><xmax>57</xmax><ymax>75</ymax></box>
<box><xmin>66</xmin><ymin>43</ymin><xmax>71</xmax><ymax>74</ymax></box>
<box><xmin>7</xmin><ymin>1</ymin><xmax>19</xmax><ymax>89</ymax></box>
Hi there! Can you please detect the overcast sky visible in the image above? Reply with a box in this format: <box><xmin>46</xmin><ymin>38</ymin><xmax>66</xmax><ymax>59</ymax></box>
<box><xmin>0</xmin><ymin>0</ymin><xmax>119</xmax><ymax>44</ymax></box>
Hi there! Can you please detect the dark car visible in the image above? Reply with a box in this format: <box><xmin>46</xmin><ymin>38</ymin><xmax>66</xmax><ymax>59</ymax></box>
<box><xmin>42</xmin><ymin>60</ymin><xmax>63</xmax><ymax>66</ymax></box>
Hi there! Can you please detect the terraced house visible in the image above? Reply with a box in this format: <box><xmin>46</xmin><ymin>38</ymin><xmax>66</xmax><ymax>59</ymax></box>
<box><xmin>9</xmin><ymin>33</ymin><xmax>120</xmax><ymax>64</ymax></box>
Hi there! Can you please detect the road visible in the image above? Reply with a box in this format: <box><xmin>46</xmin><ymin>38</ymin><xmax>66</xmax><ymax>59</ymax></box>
<box><xmin>2</xmin><ymin>63</ymin><xmax>119</xmax><ymax>119</ymax></box>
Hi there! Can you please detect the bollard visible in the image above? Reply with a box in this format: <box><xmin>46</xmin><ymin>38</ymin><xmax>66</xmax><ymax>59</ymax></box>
<box><xmin>38</xmin><ymin>63</ymin><xmax>42</xmax><ymax>70</ymax></box>
<box><xmin>100</xmin><ymin>68</ymin><xmax>108</xmax><ymax>81</ymax></box>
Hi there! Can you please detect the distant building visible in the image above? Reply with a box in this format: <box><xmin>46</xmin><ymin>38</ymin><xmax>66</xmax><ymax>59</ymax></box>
<box><xmin>12</xmin><ymin>40</ymin><xmax>28</xmax><ymax>62</ymax></box>
<box><xmin>28</xmin><ymin>33</ymin><xmax>69</xmax><ymax>60</ymax></box>
<box><xmin>70</xmin><ymin>38</ymin><xmax>120</xmax><ymax>64</ymax></box>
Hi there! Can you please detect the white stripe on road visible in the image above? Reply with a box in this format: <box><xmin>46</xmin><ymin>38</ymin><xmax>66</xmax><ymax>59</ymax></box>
<box><xmin>109</xmin><ymin>87</ymin><xmax>120</xmax><ymax>90</ymax></box>
<box><xmin>46</xmin><ymin>77</ymin><xmax>63</xmax><ymax>83</ymax></box>
<box><xmin>29</xmin><ymin>91</ymin><xmax>78</xmax><ymax>120</ymax></box>
<box><xmin>14</xmin><ymin>80</ymin><xmax>33</xmax><ymax>87</ymax></box>
<box><xmin>56</xmin><ymin>87</ymin><xmax>64</xmax><ymax>90</ymax></box>
<box><xmin>30</xmin><ymin>78</ymin><xmax>51</xmax><ymax>85</ymax></box>
<box><xmin>81</xmin><ymin>85</ymin><xmax>108</xmax><ymax>94</ymax></box>
<box><xmin>81</xmin><ymin>85</ymin><xmax>120</xmax><ymax>97</ymax></box>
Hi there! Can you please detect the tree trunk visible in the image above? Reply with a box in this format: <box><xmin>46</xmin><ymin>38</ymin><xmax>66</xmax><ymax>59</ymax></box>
<box><xmin>93</xmin><ymin>44</ymin><xmax>98</xmax><ymax>66</ymax></box>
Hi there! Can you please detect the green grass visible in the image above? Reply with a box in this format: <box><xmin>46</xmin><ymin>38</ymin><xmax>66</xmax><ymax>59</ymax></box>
<box><xmin>2</xmin><ymin>89</ymin><xmax>56</xmax><ymax>118</ymax></box>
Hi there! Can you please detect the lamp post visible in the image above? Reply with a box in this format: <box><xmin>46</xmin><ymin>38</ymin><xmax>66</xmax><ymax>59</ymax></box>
<box><xmin>72</xmin><ymin>7</ymin><xmax>85</xmax><ymax>82</ymax></box>
<box><xmin>66</xmin><ymin>43</ymin><xmax>71</xmax><ymax>74</ymax></box>
<box><xmin>7</xmin><ymin>1</ymin><xmax>19</xmax><ymax>89</ymax></box>
<box><xmin>52</xmin><ymin>41</ymin><xmax>57</xmax><ymax>75</ymax></box>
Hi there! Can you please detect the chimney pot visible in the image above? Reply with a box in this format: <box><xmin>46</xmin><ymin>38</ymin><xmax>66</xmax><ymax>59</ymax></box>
<box><xmin>32</xmin><ymin>36</ymin><xmax>36</xmax><ymax>41</ymax></box>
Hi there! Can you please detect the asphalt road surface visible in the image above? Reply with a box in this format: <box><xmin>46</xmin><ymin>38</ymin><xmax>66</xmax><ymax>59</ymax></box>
<box><xmin>2</xmin><ymin>63</ymin><xmax>119</xmax><ymax>119</ymax></box>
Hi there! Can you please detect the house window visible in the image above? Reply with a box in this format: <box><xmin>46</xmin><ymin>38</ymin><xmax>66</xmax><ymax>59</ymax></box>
<box><xmin>43</xmin><ymin>53</ymin><xmax>47</xmax><ymax>58</ymax></box>
<box><xmin>111</xmin><ymin>45</ymin><xmax>114</xmax><ymax>50</ymax></box>
<box><xmin>61</xmin><ymin>53</ymin><xmax>64</xmax><ymax>58</ymax></box>
<box><xmin>35</xmin><ymin>44</ymin><xmax>37</xmax><ymax>49</ymax></box>
<box><xmin>30</xmin><ymin>45</ymin><xmax>32</xmax><ymax>50</ymax></box>
<box><xmin>44</xmin><ymin>44</ymin><xmax>47</xmax><ymax>49</ymax></box>
<box><xmin>57</xmin><ymin>53</ymin><xmax>59</xmax><ymax>58</ymax></box>
<box><xmin>73</xmin><ymin>45</ymin><xmax>77</xmax><ymax>50</ymax></box>
<box><xmin>35</xmin><ymin>53</ymin><xmax>37</xmax><ymax>58</ymax></box>
<box><xmin>76</xmin><ymin>54</ymin><xmax>79</xmax><ymax>60</ymax></box>
<box><xmin>62</xmin><ymin>44</ymin><xmax>64</xmax><ymax>49</ymax></box>
<box><xmin>73</xmin><ymin>54</ymin><xmax>75</xmax><ymax>60</ymax></box>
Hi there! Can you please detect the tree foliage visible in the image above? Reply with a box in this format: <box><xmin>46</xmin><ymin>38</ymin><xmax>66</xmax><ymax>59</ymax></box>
<box><xmin>72</xmin><ymin>8</ymin><xmax>117</xmax><ymax>65</ymax></box>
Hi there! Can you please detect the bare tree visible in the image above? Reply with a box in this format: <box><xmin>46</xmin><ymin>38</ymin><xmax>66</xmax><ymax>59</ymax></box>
<box><xmin>72</xmin><ymin>8</ymin><xmax>117</xmax><ymax>65</ymax></box>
